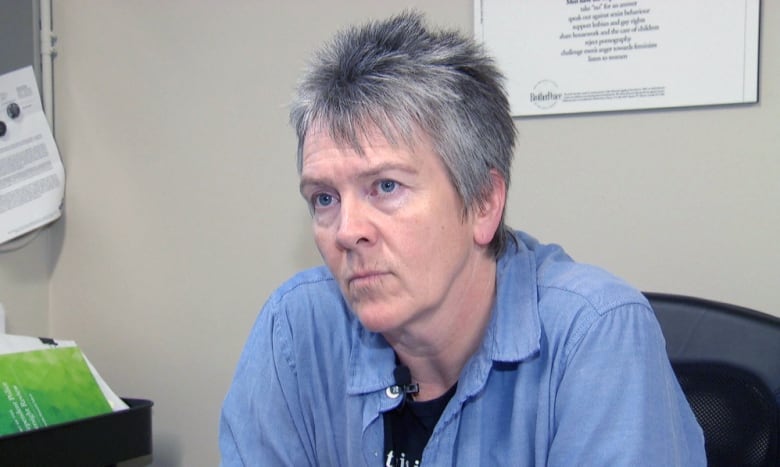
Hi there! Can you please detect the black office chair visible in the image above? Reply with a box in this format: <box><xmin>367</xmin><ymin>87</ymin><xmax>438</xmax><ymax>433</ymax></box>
<box><xmin>645</xmin><ymin>292</ymin><xmax>780</xmax><ymax>467</ymax></box>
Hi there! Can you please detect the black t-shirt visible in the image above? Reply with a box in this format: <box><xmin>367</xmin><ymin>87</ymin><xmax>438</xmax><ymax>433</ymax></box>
<box><xmin>383</xmin><ymin>384</ymin><xmax>457</xmax><ymax>467</ymax></box>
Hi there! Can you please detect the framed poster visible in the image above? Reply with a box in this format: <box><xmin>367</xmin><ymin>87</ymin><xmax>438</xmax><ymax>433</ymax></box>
<box><xmin>475</xmin><ymin>0</ymin><xmax>761</xmax><ymax>116</ymax></box>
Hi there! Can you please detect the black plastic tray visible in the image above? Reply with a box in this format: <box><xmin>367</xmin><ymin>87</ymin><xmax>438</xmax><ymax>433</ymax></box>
<box><xmin>0</xmin><ymin>398</ymin><xmax>153</xmax><ymax>466</ymax></box>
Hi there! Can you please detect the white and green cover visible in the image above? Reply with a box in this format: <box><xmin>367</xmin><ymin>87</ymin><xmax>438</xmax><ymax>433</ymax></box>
<box><xmin>0</xmin><ymin>335</ymin><xmax>127</xmax><ymax>436</ymax></box>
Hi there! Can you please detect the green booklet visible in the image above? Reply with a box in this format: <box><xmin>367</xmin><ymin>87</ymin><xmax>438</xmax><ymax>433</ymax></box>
<box><xmin>0</xmin><ymin>346</ymin><xmax>113</xmax><ymax>436</ymax></box>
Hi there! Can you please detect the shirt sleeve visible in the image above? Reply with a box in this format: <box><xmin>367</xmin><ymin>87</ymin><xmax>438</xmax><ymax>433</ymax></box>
<box><xmin>546</xmin><ymin>302</ymin><xmax>706</xmax><ymax>466</ymax></box>
<box><xmin>219</xmin><ymin>300</ymin><xmax>315</xmax><ymax>466</ymax></box>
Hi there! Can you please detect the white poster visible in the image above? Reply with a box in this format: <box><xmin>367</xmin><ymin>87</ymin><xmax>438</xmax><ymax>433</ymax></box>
<box><xmin>0</xmin><ymin>66</ymin><xmax>64</xmax><ymax>244</ymax></box>
<box><xmin>475</xmin><ymin>0</ymin><xmax>760</xmax><ymax>116</ymax></box>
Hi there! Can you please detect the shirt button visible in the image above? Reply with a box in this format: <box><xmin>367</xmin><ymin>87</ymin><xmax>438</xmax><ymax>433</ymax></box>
<box><xmin>385</xmin><ymin>387</ymin><xmax>401</xmax><ymax>399</ymax></box>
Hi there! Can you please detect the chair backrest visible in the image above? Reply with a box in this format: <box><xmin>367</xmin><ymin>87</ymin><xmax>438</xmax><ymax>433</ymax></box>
<box><xmin>644</xmin><ymin>292</ymin><xmax>780</xmax><ymax>467</ymax></box>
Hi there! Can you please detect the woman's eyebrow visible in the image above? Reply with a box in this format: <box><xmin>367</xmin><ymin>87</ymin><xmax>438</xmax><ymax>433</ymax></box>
<box><xmin>356</xmin><ymin>161</ymin><xmax>419</xmax><ymax>180</ymax></box>
<box><xmin>299</xmin><ymin>161</ymin><xmax>418</xmax><ymax>194</ymax></box>
<box><xmin>299</xmin><ymin>176</ymin><xmax>330</xmax><ymax>196</ymax></box>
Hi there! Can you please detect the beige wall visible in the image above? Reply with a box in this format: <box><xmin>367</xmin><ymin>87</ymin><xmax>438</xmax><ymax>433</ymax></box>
<box><xmin>0</xmin><ymin>1</ymin><xmax>775</xmax><ymax>465</ymax></box>
<box><xmin>0</xmin><ymin>231</ymin><xmax>52</xmax><ymax>335</ymax></box>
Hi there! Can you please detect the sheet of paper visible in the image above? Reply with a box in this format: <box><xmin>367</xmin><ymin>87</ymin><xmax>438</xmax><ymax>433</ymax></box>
<box><xmin>0</xmin><ymin>66</ymin><xmax>64</xmax><ymax>244</ymax></box>
<box><xmin>475</xmin><ymin>0</ymin><xmax>760</xmax><ymax>116</ymax></box>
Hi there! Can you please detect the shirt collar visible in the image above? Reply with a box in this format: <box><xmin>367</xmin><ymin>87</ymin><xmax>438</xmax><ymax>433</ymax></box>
<box><xmin>347</xmin><ymin>325</ymin><xmax>396</xmax><ymax>395</ymax></box>
<box><xmin>488</xmin><ymin>237</ymin><xmax>542</xmax><ymax>363</ymax></box>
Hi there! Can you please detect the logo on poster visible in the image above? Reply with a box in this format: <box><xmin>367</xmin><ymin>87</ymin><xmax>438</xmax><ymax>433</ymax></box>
<box><xmin>530</xmin><ymin>80</ymin><xmax>562</xmax><ymax>110</ymax></box>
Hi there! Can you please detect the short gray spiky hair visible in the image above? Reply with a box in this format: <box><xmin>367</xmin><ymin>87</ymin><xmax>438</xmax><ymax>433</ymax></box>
<box><xmin>290</xmin><ymin>11</ymin><xmax>516</xmax><ymax>257</ymax></box>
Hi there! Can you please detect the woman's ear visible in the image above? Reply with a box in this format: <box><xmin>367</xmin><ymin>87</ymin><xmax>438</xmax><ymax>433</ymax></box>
<box><xmin>473</xmin><ymin>169</ymin><xmax>507</xmax><ymax>247</ymax></box>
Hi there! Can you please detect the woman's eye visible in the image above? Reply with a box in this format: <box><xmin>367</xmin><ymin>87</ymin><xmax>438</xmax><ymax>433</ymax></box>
<box><xmin>314</xmin><ymin>193</ymin><xmax>334</xmax><ymax>207</ymax></box>
<box><xmin>378</xmin><ymin>180</ymin><xmax>397</xmax><ymax>193</ymax></box>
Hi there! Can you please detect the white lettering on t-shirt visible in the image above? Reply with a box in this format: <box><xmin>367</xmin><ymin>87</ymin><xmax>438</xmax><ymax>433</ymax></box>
<box><xmin>385</xmin><ymin>450</ymin><xmax>421</xmax><ymax>467</ymax></box>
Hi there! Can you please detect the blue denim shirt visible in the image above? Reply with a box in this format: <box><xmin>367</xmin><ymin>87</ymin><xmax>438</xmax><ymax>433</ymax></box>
<box><xmin>220</xmin><ymin>231</ymin><xmax>705</xmax><ymax>466</ymax></box>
